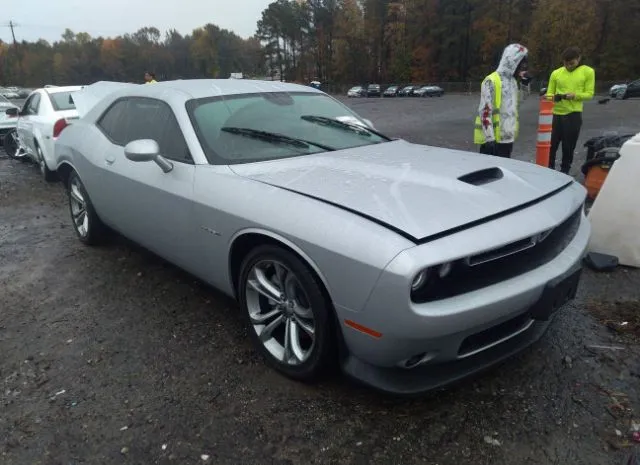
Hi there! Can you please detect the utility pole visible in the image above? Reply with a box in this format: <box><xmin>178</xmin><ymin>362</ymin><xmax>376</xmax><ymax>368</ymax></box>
<box><xmin>9</xmin><ymin>20</ymin><xmax>18</xmax><ymax>47</ymax></box>
<box><xmin>2</xmin><ymin>20</ymin><xmax>22</xmax><ymax>83</ymax></box>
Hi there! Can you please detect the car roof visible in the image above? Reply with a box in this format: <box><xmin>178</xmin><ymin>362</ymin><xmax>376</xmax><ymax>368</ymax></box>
<box><xmin>129</xmin><ymin>79</ymin><xmax>323</xmax><ymax>99</ymax></box>
<box><xmin>42</xmin><ymin>85</ymin><xmax>84</xmax><ymax>94</ymax></box>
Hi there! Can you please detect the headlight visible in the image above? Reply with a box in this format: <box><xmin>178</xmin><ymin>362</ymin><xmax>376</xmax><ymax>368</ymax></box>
<box><xmin>411</xmin><ymin>269</ymin><xmax>430</xmax><ymax>290</ymax></box>
<box><xmin>438</xmin><ymin>262</ymin><xmax>452</xmax><ymax>278</ymax></box>
<box><xmin>410</xmin><ymin>262</ymin><xmax>455</xmax><ymax>301</ymax></box>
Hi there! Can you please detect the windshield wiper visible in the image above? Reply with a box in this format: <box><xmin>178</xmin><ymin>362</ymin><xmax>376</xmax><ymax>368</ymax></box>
<box><xmin>300</xmin><ymin>115</ymin><xmax>390</xmax><ymax>140</ymax></box>
<box><xmin>220</xmin><ymin>127</ymin><xmax>335</xmax><ymax>151</ymax></box>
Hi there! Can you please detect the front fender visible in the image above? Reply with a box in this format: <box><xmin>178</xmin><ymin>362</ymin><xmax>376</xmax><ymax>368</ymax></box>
<box><xmin>228</xmin><ymin>227</ymin><xmax>333</xmax><ymax>299</ymax></box>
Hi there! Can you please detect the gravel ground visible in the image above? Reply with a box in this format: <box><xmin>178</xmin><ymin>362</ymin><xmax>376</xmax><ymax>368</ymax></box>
<box><xmin>1</xmin><ymin>94</ymin><xmax>639</xmax><ymax>465</ymax></box>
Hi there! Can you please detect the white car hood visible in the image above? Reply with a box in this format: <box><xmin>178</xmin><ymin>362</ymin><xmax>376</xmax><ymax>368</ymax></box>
<box><xmin>230</xmin><ymin>140</ymin><xmax>574</xmax><ymax>242</ymax></box>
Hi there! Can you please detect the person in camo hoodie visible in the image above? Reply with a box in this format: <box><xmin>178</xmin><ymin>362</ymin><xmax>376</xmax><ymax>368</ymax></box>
<box><xmin>474</xmin><ymin>43</ymin><xmax>531</xmax><ymax>158</ymax></box>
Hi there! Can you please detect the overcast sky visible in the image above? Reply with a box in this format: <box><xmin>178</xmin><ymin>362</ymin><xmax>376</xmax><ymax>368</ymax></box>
<box><xmin>3</xmin><ymin>0</ymin><xmax>272</xmax><ymax>44</ymax></box>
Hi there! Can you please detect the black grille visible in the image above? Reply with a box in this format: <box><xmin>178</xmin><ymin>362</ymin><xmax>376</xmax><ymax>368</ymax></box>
<box><xmin>412</xmin><ymin>206</ymin><xmax>582</xmax><ymax>302</ymax></box>
<box><xmin>458</xmin><ymin>312</ymin><xmax>532</xmax><ymax>357</ymax></box>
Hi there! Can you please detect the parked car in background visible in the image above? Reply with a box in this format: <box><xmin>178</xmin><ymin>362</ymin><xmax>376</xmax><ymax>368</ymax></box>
<box><xmin>6</xmin><ymin>85</ymin><xmax>83</xmax><ymax>180</ymax></box>
<box><xmin>367</xmin><ymin>84</ymin><xmax>381</xmax><ymax>97</ymax></box>
<box><xmin>614</xmin><ymin>79</ymin><xmax>639</xmax><ymax>99</ymax></box>
<box><xmin>0</xmin><ymin>87</ymin><xmax>20</xmax><ymax>99</ymax></box>
<box><xmin>0</xmin><ymin>94</ymin><xmax>20</xmax><ymax>148</ymax></box>
<box><xmin>609</xmin><ymin>83</ymin><xmax>627</xmax><ymax>98</ymax></box>
<box><xmin>398</xmin><ymin>85</ymin><xmax>416</xmax><ymax>97</ymax></box>
<box><xmin>54</xmin><ymin>79</ymin><xmax>590</xmax><ymax>395</ymax></box>
<box><xmin>347</xmin><ymin>85</ymin><xmax>366</xmax><ymax>98</ymax></box>
<box><xmin>17</xmin><ymin>88</ymin><xmax>33</xmax><ymax>98</ymax></box>
<box><xmin>383</xmin><ymin>85</ymin><xmax>401</xmax><ymax>97</ymax></box>
<box><xmin>414</xmin><ymin>85</ymin><xmax>445</xmax><ymax>97</ymax></box>
<box><xmin>409</xmin><ymin>85</ymin><xmax>428</xmax><ymax>96</ymax></box>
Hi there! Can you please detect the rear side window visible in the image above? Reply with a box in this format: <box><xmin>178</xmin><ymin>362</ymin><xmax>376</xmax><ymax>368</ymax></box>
<box><xmin>97</xmin><ymin>100</ymin><xmax>129</xmax><ymax>145</ymax></box>
<box><xmin>49</xmin><ymin>91</ymin><xmax>77</xmax><ymax>111</ymax></box>
<box><xmin>97</xmin><ymin>97</ymin><xmax>191</xmax><ymax>163</ymax></box>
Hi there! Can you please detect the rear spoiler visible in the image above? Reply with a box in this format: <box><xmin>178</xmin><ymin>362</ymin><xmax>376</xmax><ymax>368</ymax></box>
<box><xmin>73</xmin><ymin>81</ymin><xmax>140</xmax><ymax>118</ymax></box>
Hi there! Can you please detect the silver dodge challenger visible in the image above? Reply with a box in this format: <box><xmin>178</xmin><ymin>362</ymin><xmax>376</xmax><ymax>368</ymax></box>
<box><xmin>54</xmin><ymin>80</ymin><xmax>590</xmax><ymax>395</ymax></box>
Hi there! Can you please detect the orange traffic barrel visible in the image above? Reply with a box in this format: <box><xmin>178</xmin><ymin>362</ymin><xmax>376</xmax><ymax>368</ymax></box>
<box><xmin>536</xmin><ymin>98</ymin><xmax>554</xmax><ymax>167</ymax></box>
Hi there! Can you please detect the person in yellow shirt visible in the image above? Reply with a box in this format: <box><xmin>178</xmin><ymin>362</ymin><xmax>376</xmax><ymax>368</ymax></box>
<box><xmin>545</xmin><ymin>47</ymin><xmax>595</xmax><ymax>174</ymax></box>
<box><xmin>144</xmin><ymin>71</ymin><xmax>158</xmax><ymax>84</ymax></box>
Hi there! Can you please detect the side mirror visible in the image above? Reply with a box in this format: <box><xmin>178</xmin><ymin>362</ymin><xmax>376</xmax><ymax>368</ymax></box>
<box><xmin>5</xmin><ymin>108</ymin><xmax>19</xmax><ymax>117</ymax></box>
<box><xmin>124</xmin><ymin>139</ymin><xmax>173</xmax><ymax>173</ymax></box>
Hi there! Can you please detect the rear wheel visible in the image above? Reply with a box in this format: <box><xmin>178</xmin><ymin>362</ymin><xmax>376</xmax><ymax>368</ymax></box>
<box><xmin>36</xmin><ymin>145</ymin><xmax>57</xmax><ymax>182</ymax></box>
<box><xmin>238</xmin><ymin>245</ymin><xmax>336</xmax><ymax>382</ymax></box>
<box><xmin>67</xmin><ymin>171</ymin><xmax>108</xmax><ymax>245</ymax></box>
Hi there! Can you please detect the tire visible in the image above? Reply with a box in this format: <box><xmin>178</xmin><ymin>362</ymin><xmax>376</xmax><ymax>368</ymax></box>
<box><xmin>36</xmin><ymin>145</ymin><xmax>57</xmax><ymax>182</ymax></box>
<box><xmin>67</xmin><ymin>170</ymin><xmax>108</xmax><ymax>245</ymax></box>
<box><xmin>238</xmin><ymin>244</ymin><xmax>336</xmax><ymax>382</ymax></box>
<box><xmin>3</xmin><ymin>129</ymin><xmax>19</xmax><ymax>159</ymax></box>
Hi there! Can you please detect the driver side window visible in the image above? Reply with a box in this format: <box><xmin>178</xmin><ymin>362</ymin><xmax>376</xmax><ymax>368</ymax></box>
<box><xmin>22</xmin><ymin>94</ymin><xmax>41</xmax><ymax>116</ymax></box>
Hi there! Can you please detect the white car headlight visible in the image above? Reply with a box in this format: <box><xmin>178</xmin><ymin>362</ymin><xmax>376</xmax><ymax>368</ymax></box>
<box><xmin>438</xmin><ymin>262</ymin><xmax>452</xmax><ymax>278</ymax></box>
<box><xmin>411</xmin><ymin>269</ymin><xmax>430</xmax><ymax>290</ymax></box>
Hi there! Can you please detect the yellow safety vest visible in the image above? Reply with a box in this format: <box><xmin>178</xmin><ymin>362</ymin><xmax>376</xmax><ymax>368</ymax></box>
<box><xmin>473</xmin><ymin>72</ymin><xmax>519</xmax><ymax>144</ymax></box>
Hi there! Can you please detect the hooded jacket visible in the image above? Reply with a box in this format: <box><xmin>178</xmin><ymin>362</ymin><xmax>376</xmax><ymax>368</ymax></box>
<box><xmin>477</xmin><ymin>43</ymin><xmax>528</xmax><ymax>144</ymax></box>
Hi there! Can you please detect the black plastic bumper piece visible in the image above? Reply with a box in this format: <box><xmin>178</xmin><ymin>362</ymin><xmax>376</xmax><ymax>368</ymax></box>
<box><xmin>341</xmin><ymin>318</ymin><xmax>551</xmax><ymax>397</ymax></box>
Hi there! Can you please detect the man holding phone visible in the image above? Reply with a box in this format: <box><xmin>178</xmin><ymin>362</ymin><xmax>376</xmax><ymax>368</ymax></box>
<box><xmin>545</xmin><ymin>47</ymin><xmax>595</xmax><ymax>174</ymax></box>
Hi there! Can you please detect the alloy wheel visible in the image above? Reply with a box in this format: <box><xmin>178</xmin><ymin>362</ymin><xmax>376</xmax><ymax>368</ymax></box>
<box><xmin>69</xmin><ymin>177</ymin><xmax>89</xmax><ymax>237</ymax></box>
<box><xmin>244</xmin><ymin>259</ymin><xmax>316</xmax><ymax>366</ymax></box>
<box><xmin>4</xmin><ymin>131</ymin><xmax>19</xmax><ymax>158</ymax></box>
<box><xmin>37</xmin><ymin>147</ymin><xmax>46</xmax><ymax>175</ymax></box>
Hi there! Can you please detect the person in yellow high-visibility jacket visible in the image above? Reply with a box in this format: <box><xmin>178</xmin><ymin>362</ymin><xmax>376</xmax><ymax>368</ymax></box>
<box><xmin>474</xmin><ymin>43</ymin><xmax>530</xmax><ymax>158</ymax></box>
<box><xmin>545</xmin><ymin>46</ymin><xmax>595</xmax><ymax>174</ymax></box>
<box><xmin>144</xmin><ymin>71</ymin><xmax>158</xmax><ymax>84</ymax></box>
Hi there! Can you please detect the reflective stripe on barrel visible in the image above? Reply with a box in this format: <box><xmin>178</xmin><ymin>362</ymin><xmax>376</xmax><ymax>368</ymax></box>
<box><xmin>537</xmin><ymin>131</ymin><xmax>551</xmax><ymax>143</ymax></box>
<box><xmin>538</xmin><ymin>114</ymin><xmax>553</xmax><ymax>125</ymax></box>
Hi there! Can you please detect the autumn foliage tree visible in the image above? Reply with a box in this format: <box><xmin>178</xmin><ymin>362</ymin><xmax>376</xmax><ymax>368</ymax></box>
<box><xmin>1</xmin><ymin>0</ymin><xmax>638</xmax><ymax>90</ymax></box>
<box><xmin>0</xmin><ymin>25</ymin><xmax>264</xmax><ymax>87</ymax></box>
<box><xmin>256</xmin><ymin>0</ymin><xmax>640</xmax><ymax>89</ymax></box>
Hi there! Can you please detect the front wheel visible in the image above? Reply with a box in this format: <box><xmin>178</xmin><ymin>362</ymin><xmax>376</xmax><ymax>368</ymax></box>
<box><xmin>238</xmin><ymin>245</ymin><xmax>336</xmax><ymax>382</ymax></box>
<box><xmin>3</xmin><ymin>129</ymin><xmax>19</xmax><ymax>159</ymax></box>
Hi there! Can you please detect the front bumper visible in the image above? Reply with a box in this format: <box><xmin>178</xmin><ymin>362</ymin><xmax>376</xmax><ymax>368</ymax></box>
<box><xmin>338</xmin><ymin>189</ymin><xmax>590</xmax><ymax>395</ymax></box>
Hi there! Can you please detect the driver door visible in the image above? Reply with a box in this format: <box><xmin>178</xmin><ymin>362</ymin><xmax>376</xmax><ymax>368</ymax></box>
<box><xmin>91</xmin><ymin>97</ymin><xmax>199</xmax><ymax>270</ymax></box>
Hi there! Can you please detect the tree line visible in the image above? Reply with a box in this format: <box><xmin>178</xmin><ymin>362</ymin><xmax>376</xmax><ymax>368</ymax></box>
<box><xmin>259</xmin><ymin>0</ymin><xmax>639</xmax><ymax>88</ymax></box>
<box><xmin>0</xmin><ymin>26</ymin><xmax>265</xmax><ymax>87</ymax></box>
<box><xmin>1</xmin><ymin>0</ymin><xmax>639</xmax><ymax>89</ymax></box>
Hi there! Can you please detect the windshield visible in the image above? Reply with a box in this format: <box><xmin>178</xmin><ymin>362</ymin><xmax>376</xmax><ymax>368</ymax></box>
<box><xmin>349</xmin><ymin>86</ymin><xmax>362</xmax><ymax>91</ymax></box>
<box><xmin>48</xmin><ymin>91</ymin><xmax>78</xmax><ymax>111</ymax></box>
<box><xmin>186</xmin><ymin>91</ymin><xmax>390</xmax><ymax>165</ymax></box>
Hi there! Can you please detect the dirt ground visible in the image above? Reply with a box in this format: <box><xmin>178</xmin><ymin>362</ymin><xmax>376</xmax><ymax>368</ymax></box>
<box><xmin>1</xmin><ymin>94</ymin><xmax>639</xmax><ymax>465</ymax></box>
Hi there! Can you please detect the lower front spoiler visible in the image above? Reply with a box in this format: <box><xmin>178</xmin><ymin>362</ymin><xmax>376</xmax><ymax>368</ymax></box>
<box><xmin>341</xmin><ymin>316</ymin><xmax>552</xmax><ymax>396</ymax></box>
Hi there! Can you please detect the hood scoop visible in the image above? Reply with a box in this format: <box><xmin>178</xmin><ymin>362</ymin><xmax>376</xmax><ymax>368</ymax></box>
<box><xmin>458</xmin><ymin>167</ymin><xmax>504</xmax><ymax>186</ymax></box>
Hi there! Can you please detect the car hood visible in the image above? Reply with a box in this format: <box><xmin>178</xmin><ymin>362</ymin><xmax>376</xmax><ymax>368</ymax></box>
<box><xmin>229</xmin><ymin>140</ymin><xmax>573</xmax><ymax>242</ymax></box>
